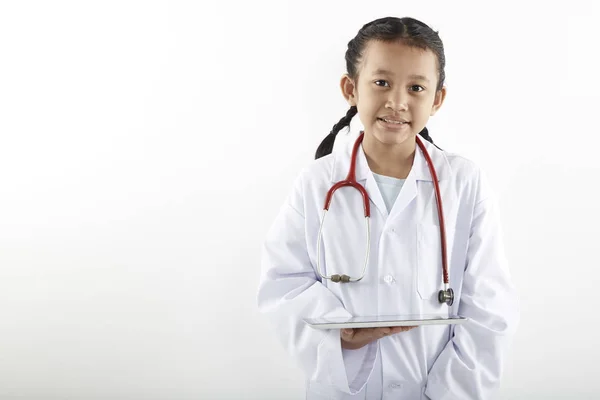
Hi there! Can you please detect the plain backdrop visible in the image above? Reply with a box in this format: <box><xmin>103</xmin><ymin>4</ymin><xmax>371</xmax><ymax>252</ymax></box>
<box><xmin>1</xmin><ymin>1</ymin><xmax>599</xmax><ymax>399</ymax></box>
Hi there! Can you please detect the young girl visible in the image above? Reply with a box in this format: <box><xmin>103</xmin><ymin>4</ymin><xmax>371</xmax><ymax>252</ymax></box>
<box><xmin>258</xmin><ymin>16</ymin><xmax>518</xmax><ymax>400</ymax></box>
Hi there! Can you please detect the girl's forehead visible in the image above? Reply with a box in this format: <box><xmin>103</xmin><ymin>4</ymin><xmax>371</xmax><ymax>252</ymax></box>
<box><xmin>361</xmin><ymin>40</ymin><xmax>437</xmax><ymax>78</ymax></box>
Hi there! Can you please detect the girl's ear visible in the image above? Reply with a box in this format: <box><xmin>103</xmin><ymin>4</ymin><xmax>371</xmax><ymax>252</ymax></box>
<box><xmin>340</xmin><ymin>74</ymin><xmax>357</xmax><ymax>107</ymax></box>
<box><xmin>430</xmin><ymin>86</ymin><xmax>447</xmax><ymax>116</ymax></box>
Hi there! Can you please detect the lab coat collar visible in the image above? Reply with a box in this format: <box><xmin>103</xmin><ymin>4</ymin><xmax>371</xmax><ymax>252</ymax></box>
<box><xmin>330</xmin><ymin>132</ymin><xmax>452</xmax><ymax>183</ymax></box>
<box><xmin>330</xmin><ymin>132</ymin><xmax>453</xmax><ymax>219</ymax></box>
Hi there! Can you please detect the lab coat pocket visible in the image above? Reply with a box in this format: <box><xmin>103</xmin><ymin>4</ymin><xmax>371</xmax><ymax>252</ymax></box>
<box><xmin>416</xmin><ymin>223</ymin><xmax>456</xmax><ymax>301</ymax></box>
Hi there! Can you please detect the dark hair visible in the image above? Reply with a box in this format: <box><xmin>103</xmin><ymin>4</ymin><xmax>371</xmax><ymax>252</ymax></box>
<box><xmin>315</xmin><ymin>16</ymin><xmax>445</xmax><ymax>159</ymax></box>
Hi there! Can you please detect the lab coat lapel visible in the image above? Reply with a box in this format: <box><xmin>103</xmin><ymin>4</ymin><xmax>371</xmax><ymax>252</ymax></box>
<box><xmin>330</xmin><ymin>134</ymin><xmax>449</xmax><ymax>220</ymax></box>
<box><xmin>357</xmin><ymin>141</ymin><xmax>419</xmax><ymax>220</ymax></box>
<box><xmin>388</xmin><ymin>138</ymin><xmax>444</xmax><ymax>219</ymax></box>
<box><xmin>364</xmin><ymin>173</ymin><xmax>389</xmax><ymax>219</ymax></box>
<box><xmin>388</xmin><ymin>169</ymin><xmax>417</xmax><ymax>218</ymax></box>
<box><xmin>330</xmin><ymin>140</ymin><xmax>388</xmax><ymax>219</ymax></box>
<box><xmin>356</xmin><ymin>144</ymin><xmax>388</xmax><ymax>219</ymax></box>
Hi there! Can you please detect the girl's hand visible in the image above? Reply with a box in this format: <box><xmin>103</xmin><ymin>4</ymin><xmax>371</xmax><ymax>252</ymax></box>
<box><xmin>340</xmin><ymin>326</ymin><xmax>417</xmax><ymax>350</ymax></box>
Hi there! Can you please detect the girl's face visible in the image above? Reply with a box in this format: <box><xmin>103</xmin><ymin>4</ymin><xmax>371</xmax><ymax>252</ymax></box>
<box><xmin>341</xmin><ymin>40</ymin><xmax>446</xmax><ymax>147</ymax></box>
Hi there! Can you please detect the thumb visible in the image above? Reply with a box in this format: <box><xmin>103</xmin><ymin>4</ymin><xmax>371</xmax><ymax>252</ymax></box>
<box><xmin>341</xmin><ymin>328</ymin><xmax>354</xmax><ymax>338</ymax></box>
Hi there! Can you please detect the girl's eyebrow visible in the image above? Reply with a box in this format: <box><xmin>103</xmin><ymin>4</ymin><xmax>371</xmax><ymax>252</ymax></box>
<box><xmin>371</xmin><ymin>68</ymin><xmax>430</xmax><ymax>83</ymax></box>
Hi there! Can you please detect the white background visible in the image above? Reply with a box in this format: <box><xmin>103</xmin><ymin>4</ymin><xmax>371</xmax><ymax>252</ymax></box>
<box><xmin>1</xmin><ymin>1</ymin><xmax>599</xmax><ymax>399</ymax></box>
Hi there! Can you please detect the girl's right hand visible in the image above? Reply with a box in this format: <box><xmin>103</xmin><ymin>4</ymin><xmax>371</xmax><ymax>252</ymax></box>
<box><xmin>340</xmin><ymin>326</ymin><xmax>417</xmax><ymax>350</ymax></box>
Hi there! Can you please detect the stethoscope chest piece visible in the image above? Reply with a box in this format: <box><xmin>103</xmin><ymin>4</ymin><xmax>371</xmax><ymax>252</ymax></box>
<box><xmin>438</xmin><ymin>288</ymin><xmax>454</xmax><ymax>306</ymax></box>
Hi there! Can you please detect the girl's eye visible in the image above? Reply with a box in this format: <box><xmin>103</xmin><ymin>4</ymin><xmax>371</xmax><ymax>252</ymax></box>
<box><xmin>374</xmin><ymin>81</ymin><xmax>425</xmax><ymax>92</ymax></box>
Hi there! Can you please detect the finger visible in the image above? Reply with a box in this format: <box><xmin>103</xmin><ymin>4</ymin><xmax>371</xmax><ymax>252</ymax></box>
<box><xmin>341</xmin><ymin>328</ymin><xmax>354</xmax><ymax>340</ymax></box>
<box><xmin>360</xmin><ymin>328</ymin><xmax>384</xmax><ymax>336</ymax></box>
<box><xmin>375</xmin><ymin>327</ymin><xmax>392</xmax><ymax>338</ymax></box>
<box><xmin>389</xmin><ymin>326</ymin><xmax>417</xmax><ymax>334</ymax></box>
<box><xmin>354</xmin><ymin>328</ymin><xmax>382</xmax><ymax>341</ymax></box>
<box><xmin>396</xmin><ymin>326</ymin><xmax>417</xmax><ymax>332</ymax></box>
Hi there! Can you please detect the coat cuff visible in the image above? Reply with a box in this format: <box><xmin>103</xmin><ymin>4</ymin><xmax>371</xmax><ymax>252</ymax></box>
<box><xmin>319</xmin><ymin>328</ymin><xmax>377</xmax><ymax>394</ymax></box>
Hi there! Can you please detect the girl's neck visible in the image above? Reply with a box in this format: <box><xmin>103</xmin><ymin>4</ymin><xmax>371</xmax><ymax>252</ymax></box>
<box><xmin>362</xmin><ymin>134</ymin><xmax>416</xmax><ymax>179</ymax></box>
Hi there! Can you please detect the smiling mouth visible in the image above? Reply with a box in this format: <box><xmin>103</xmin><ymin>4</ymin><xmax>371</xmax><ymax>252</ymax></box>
<box><xmin>378</xmin><ymin>118</ymin><xmax>409</xmax><ymax>125</ymax></box>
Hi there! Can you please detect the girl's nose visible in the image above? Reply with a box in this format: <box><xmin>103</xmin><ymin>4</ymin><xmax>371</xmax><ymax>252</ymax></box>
<box><xmin>386</xmin><ymin>101</ymin><xmax>408</xmax><ymax>112</ymax></box>
<box><xmin>386</xmin><ymin>91</ymin><xmax>408</xmax><ymax>111</ymax></box>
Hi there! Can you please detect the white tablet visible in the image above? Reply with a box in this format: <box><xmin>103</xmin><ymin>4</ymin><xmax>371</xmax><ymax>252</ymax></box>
<box><xmin>304</xmin><ymin>314</ymin><xmax>467</xmax><ymax>330</ymax></box>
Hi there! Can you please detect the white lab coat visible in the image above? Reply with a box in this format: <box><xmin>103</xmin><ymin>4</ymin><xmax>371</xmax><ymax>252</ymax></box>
<box><xmin>257</xmin><ymin>135</ymin><xmax>519</xmax><ymax>400</ymax></box>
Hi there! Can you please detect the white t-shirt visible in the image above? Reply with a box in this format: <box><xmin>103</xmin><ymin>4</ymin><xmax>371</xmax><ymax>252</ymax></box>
<box><xmin>372</xmin><ymin>172</ymin><xmax>405</xmax><ymax>213</ymax></box>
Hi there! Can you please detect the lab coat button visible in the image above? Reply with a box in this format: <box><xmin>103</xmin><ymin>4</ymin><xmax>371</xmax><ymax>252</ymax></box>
<box><xmin>389</xmin><ymin>382</ymin><xmax>403</xmax><ymax>389</ymax></box>
<box><xmin>384</xmin><ymin>275</ymin><xmax>394</xmax><ymax>284</ymax></box>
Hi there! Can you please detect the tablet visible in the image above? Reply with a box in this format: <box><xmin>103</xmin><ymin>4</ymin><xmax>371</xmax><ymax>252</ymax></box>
<box><xmin>304</xmin><ymin>314</ymin><xmax>467</xmax><ymax>330</ymax></box>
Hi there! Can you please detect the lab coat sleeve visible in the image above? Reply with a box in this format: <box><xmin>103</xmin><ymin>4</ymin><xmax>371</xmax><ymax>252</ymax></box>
<box><xmin>424</xmin><ymin>170</ymin><xmax>520</xmax><ymax>400</ymax></box>
<box><xmin>257</xmin><ymin>173</ymin><xmax>377</xmax><ymax>395</ymax></box>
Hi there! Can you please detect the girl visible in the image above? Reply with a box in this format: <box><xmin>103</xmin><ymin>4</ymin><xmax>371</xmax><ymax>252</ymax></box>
<box><xmin>257</xmin><ymin>16</ymin><xmax>518</xmax><ymax>400</ymax></box>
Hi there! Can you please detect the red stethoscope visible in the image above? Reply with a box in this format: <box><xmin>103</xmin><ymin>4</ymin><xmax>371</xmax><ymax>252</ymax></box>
<box><xmin>316</xmin><ymin>131</ymin><xmax>454</xmax><ymax>306</ymax></box>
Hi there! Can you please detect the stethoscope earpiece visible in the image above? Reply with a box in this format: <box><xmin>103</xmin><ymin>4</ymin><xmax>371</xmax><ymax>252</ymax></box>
<box><xmin>331</xmin><ymin>274</ymin><xmax>351</xmax><ymax>283</ymax></box>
